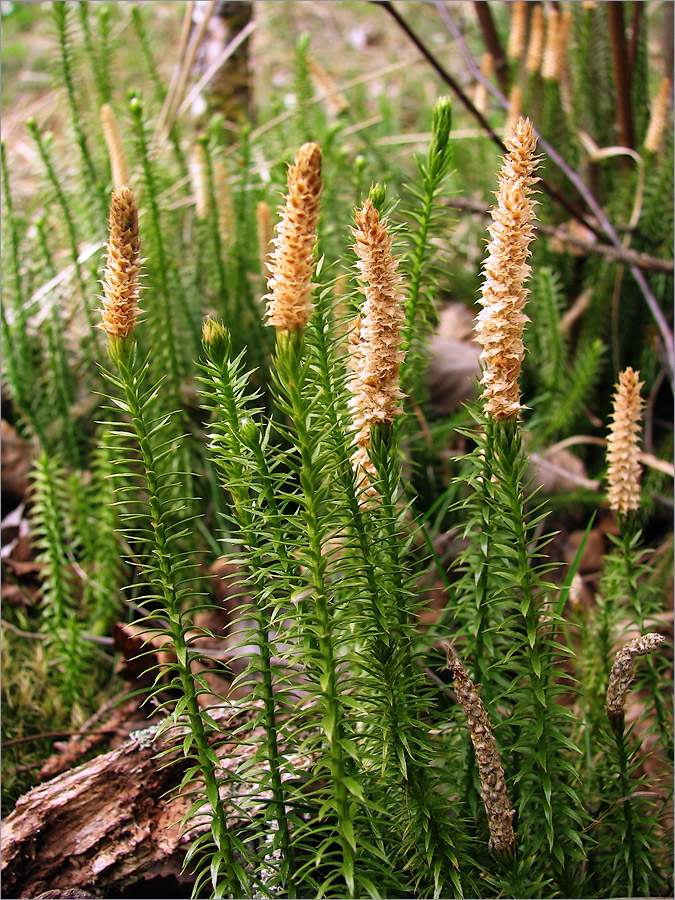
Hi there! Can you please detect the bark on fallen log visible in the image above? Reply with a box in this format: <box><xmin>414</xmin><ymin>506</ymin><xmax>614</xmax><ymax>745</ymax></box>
<box><xmin>1</xmin><ymin>731</ymin><xmax>190</xmax><ymax>899</ymax></box>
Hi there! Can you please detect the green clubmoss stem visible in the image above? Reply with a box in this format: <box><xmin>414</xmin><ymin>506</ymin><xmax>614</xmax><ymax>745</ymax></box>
<box><xmin>128</xmin><ymin>96</ymin><xmax>198</xmax><ymax>387</ymax></box>
<box><xmin>27</xmin><ymin>121</ymin><xmax>98</xmax><ymax>365</ymax></box>
<box><xmin>130</xmin><ymin>5</ymin><xmax>187</xmax><ymax>177</ymax></box>
<box><xmin>1</xmin><ymin>143</ymin><xmax>46</xmax><ymax>443</ymax></box>
<box><xmin>111</xmin><ymin>340</ymin><xmax>243</xmax><ymax>899</ymax></box>
<box><xmin>200</xmin><ymin>324</ymin><xmax>298</xmax><ymax>896</ymax></box>
<box><xmin>615</xmin><ymin>520</ymin><xmax>673</xmax><ymax>755</ymax></box>
<box><xmin>198</xmin><ymin>138</ymin><xmax>230</xmax><ymax>318</ymax></box>
<box><xmin>53</xmin><ymin>2</ymin><xmax>107</xmax><ymax>218</ymax></box>
<box><xmin>273</xmin><ymin>330</ymin><xmax>358</xmax><ymax>897</ymax></box>
<box><xmin>400</xmin><ymin>96</ymin><xmax>453</xmax><ymax>392</ymax></box>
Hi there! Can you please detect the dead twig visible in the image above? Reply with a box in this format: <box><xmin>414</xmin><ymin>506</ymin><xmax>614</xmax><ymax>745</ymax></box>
<box><xmin>472</xmin><ymin>1</ymin><xmax>509</xmax><ymax>94</ymax></box>
<box><xmin>442</xmin><ymin>196</ymin><xmax>674</xmax><ymax>274</ymax></box>
<box><xmin>425</xmin><ymin>0</ymin><xmax>675</xmax><ymax>384</ymax></box>
<box><xmin>607</xmin><ymin>3</ymin><xmax>634</xmax><ymax>153</ymax></box>
<box><xmin>2</xmin><ymin>730</ymin><xmax>117</xmax><ymax>749</ymax></box>
<box><xmin>379</xmin><ymin>1</ymin><xmax>607</xmax><ymax>244</ymax></box>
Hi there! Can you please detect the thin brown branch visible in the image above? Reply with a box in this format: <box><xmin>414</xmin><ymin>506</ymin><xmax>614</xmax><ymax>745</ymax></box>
<box><xmin>377</xmin><ymin>0</ymin><xmax>606</xmax><ymax>245</ymax></box>
<box><xmin>431</xmin><ymin>0</ymin><xmax>674</xmax><ymax>383</ymax></box>
<box><xmin>442</xmin><ymin>196</ymin><xmax>674</xmax><ymax>274</ymax></box>
<box><xmin>1</xmin><ymin>730</ymin><xmax>117</xmax><ymax>749</ymax></box>
<box><xmin>1</xmin><ymin>618</ymin><xmax>114</xmax><ymax>647</ymax></box>
<box><xmin>473</xmin><ymin>1</ymin><xmax>509</xmax><ymax>94</ymax></box>
<box><xmin>607</xmin><ymin>3</ymin><xmax>635</xmax><ymax>152</ymax></box>
<box><xmin>628</xmin><ymin>2</ymin><xmax>643</xmax><ymax>78</ymax></box>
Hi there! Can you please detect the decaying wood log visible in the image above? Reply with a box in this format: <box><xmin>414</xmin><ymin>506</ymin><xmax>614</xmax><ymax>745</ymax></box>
<box><xmin>1</xmin><ymin>703</ymin><xmax>302</xmax><ymax>899</ymax></box>
<box><xmin>1</xmin><ymin>730</ymin><xmax>190</xmax><ymax>899</ymax></box>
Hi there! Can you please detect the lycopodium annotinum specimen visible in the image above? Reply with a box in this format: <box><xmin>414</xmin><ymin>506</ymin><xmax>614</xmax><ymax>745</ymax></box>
<box><xmin>349</xmin><ymin>197</ymin><xmax>405</xmax><ymax>495</ymax></box>
<box><xmin>99</xmin><ymin>187</ymin><xmax>244</xmax><ymax>898</ymax></box>
<box><xmin>446</xmin><ymin>649</ymin><xmax>515</xmax><ymax>857</ymax></box>
<box><xmin>265</xmin><ymin>141</ymin><xmax>322</xmax><ymax>333</ymax></box>
<box><xmin>99</xmin><ymin>186</ymin><xmax>140</xmax><ymax>345</ymax></box>
<box><xmin>602</xmin><ymin>366</ymin><xmax>672</xmax><ymax>758</ymax></box>
<box><xmin>606</xmin><ymin>633</ymin><xmax>665</xmax><ymax>730</ymax></box>
<box><xmin>475</xmin><ymin>116</ymin><xmax>539</xmax><ymax>421</ymax></box>
<box><xmin>265</xmin><ymin>142</ymin><xmax>365</xmax><ymax>896</ymax></box>
<box><xmin>606</xmin><ymin>367</ymin><xmax>644</xmax><ymax>517</ymax></box>
<box><xmin>459</xmin><ymin>117</ymin><xmax>588</xmax><ymax>883</ymax></box>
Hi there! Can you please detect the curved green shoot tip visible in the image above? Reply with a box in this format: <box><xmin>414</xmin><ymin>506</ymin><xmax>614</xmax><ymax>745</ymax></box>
<box><xmin>432</xmin><ymin>96</ymin><xmax>452</xmax><ymax>138</ymax></box>
<box><xmin>202</xmin><ymin>316</ymin><xmax>230</xmax><ymax>359</ymax></box>
<box><xmin>208</xmin><ymin>113</ymin><xmax>225</xmax><ymax>138</ymax></box>
<box><xmin>430</xmin><ymin>96</ymin><xmax>452</xmax><ymax>161</ymax></box>
<box><xmin>51</xmin><ymin>1</ymin><xmax>66</xmax><ymax>24</ymax></box>
<box><xmin>368</xmin><ymin>182</ymin><xmax>387</xmax><ymax>215</ymax></box>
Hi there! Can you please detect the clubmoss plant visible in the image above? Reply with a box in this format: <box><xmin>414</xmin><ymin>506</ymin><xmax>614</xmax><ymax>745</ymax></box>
<box><xmin>348</xmin><ymin>193</ymin><xmax>464</xmax><ymax>900</ymax></box>
<box><xmin>100</xmin><ymin>187</ymin><xmax>245</xmax><ymax>898</ymax></box>
<box><xmin>454</xmin><ymin>118</ymin><xmax>587</xmax><ymax>894</ymax></box>
<box><xmin>525</xmin><ymin>4</ymin><xmax>544</xmax><ymax>74</ymax></box>
<box><xmin>52</xmin><ymin>1</ymin><xmax>107</xmax><ymax>220</ymax></box>
<box><xmin>30</xmin><ymin>451</ymin><xmax>82</xmax><ymax>705</ymax></box>
<box><xmin>597</xmin><ymin>633</ymin><xmax>668</xmax><ymax>898</ymax></box>
<box><xmin>400</xmin><ymin>95</ymin><xmax>453</xmax><ymax>395</ymax></box>
<box><xmin>200</xmin><ymin>318</ymin><xmax>299</xmax><ymax>898</ymax></box>
<box><xmin>475</xmin><ymin>117</ymin><xmax>538</xmax><ymax>421</ymax></box>
<box><xmin>77</xmin><ymin>0</ymin><xmax>111</xmax><ymax>106</ymax></box>
<box><xmin>446</xmin><ymin>647</ymin><xmax>515</xmax><ymax>857</ymax></box>
<box><xmin>130</xmin><ymin>3</ymin><xmax>187</xmax><ymax>176</ymax></box>
<box><xmin>197</xmin><ymin>136</ymin><xmax>231</xmax><ymax>320</ymax></box>
<box><xmin>600</xmin><ymin>368</ymin><xmax>673</xmax><ymax>755</ymax></box>
<box><xmin>264</xmin><ymin>141</ymin><xmax>322</xmax><ymax>332</ymax></box>
<box><xmin>2</xmin><ymin>8</ymin><xmax>673</xmax><ymax>897</ymax></box>
<box><xmin>1</xmin><ymin>141</ymin><xmax>46</xmax><ymax>444</ymax></box>
<box><xmin>349</xmin><ymin>197</ymin><xmax>405</xmax><ymax>496</ymax></box>
<box><xmin>606</xmin><ymin>367</ymin><xmax>644</xmax><ymax>517</ymax></box>
<box><xmin>27</xmin><ymin>119</ymin><xmax>99</xmax><ymax>362</ymax></box>
<box><xmin>265</xmin><ymin>143</ymin><xmax>365</xmax><ymax>897</ymax></box>
<box><xmin>605</xmin><ymin>632</ymin><xmax>665</xmax><ymax>729</ymax></box>
<box><xmin>644</xmin><ymin>77</ymin><xmax>672</xmax><ymax>155</ymax></box>
<box><xmin>128</xmin><ymin>94</ymin><xmax>191</xmax><ymax>383</ymax></box>
<box><xmin>507</xmin><ymin>2</ymin><xmax>527</xmax><ymax>63</ymax></box>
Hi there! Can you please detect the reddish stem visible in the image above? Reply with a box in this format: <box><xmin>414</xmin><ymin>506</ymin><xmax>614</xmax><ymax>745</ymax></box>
<box><xmin>473</xmin><ymin>1</ymin><xmax>509</xmax><ymax>94</ymax></box>
<box><xmin>607</xmin><ymin>3</ymin><xmax>634</xmax><ymax>152</ymax></box>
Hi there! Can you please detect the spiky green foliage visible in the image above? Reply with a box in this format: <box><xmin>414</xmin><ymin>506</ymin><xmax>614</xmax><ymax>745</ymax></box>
<box><xmin>30</xmin><ymin>452</ymin><xmax>87</xmax><ymax>706</ymax></box>
<box><xmin>130</xmin><ymin>3</ymin><xmax>187</xmax><ymax>176</ymax></box>
<box><xmin>197</xmin><ymin>303</ymin><xmax>468</xmax><ymax>899</ymax></box>
<box><xmin>128</xmin><ymin>95</ymin><xmax>193</xmax><ymax>391</ymax></box>
<box><xmin>590</xmin><ymin>717</ymin><xmax>671</xmax><ymax>899</ymax></box>
<box><xmin>199</xmin><ymin>323</ymin><xmax>300</xmax><ymax>897</ymax></box>
<box><xmin>1</xmin><ymin>4</ymin><xmax>673</xmax><ymax>899</ymax></box>
<box><xmin>27</xmin><ymin>118</ymin><xmax>100</xmax><ymax>374</ymax></box>
<box><xmin>77</xmin><ymin>0</ymin><xmax>112</xmax><ymax>107</ymax></box>
<box><xmin>526</xmin><ymin>268</ymin><xmax>606</xmax><ymax>443</ymax></box>
<box><xmin>103</xmin><ymin>336</ymin><xmax>247</xmax><ymax>898</ymax></box>
<box><xmin>400</xmin><ymin>96</ymin><xmax>454</xmax><ymax>397</ymax></box>
<box><xmin>52</xmin><ymin>1</ymin><xmax>107</xmax><ymax>220</ymax></box>
<box><xmin>594</xmin><ymin>520</ymin><xmax>674</xmax><ymax>758</ymax></box>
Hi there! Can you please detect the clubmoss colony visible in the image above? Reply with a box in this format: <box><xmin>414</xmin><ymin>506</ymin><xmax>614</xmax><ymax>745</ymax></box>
<box><xmin>1</xmin><ymin>3</ymin><xmax>673</xmax><ymax>898</ymax></box>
